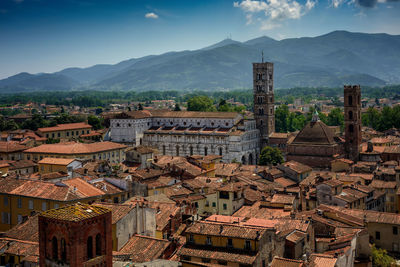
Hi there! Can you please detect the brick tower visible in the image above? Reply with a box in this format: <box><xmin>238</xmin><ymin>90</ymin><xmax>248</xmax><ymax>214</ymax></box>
<box><xmin>253</xmin><ymin>61</ymin><xmax>275</xmax><ymax>147</ymax></box>
<box><xmin>39</xmin><ymin>203</ymin><xmax>112</xmax><ymax>267</ymax></box>
<box><xmin>344</xmin><ymin>85</ymin><xmax>362</xmax><ymax>161</ymax></box>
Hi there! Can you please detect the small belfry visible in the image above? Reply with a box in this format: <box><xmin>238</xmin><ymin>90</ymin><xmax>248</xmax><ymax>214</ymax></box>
<box><xmin>344</xmin><ymin>85</ymin><xmax>362</xmax><ymax>162</ymax></box>
<box><xmin>253</xmin><ymin>56</ymin><xmax>275</xmax><ymax>147</ymax></box>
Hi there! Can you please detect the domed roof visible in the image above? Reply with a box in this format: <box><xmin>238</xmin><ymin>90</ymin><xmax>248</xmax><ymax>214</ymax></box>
<box><xmin>292</xmin><ymin>120</ymin><xmax>335</xmax><ymax>145</ymax></box>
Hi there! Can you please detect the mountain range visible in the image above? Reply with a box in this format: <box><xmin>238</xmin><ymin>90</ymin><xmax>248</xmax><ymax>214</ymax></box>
<box><xmin>1</xmin><ymin>30</ymin><xmax>400</xmax><ymax>93</ymax></box>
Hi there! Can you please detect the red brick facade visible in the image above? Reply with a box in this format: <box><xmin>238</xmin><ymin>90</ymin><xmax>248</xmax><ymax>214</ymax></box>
<box><xmin>39</xmin><ymin>210</ymin><xmax>112</xmax><ymax>267</ymax></box>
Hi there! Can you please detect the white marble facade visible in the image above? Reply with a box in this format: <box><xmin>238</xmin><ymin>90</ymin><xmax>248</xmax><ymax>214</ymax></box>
<box><xmin>110</xmin><ymin>111</ymin><xmax>260</xmax><ymax>164</ymax></box>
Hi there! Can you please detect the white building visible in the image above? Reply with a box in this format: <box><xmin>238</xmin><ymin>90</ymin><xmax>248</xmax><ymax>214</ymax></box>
<box><xmin>109</xmin><ymin>110</ymin><xmax>260</xmax><ymax>164</ymax></box>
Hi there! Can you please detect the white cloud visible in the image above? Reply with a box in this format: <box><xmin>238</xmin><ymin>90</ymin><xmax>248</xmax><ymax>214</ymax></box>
<box><xmin>145</xmin><ymin>12</ymin><xmax>159</xmax><ymax>19</ymax></box>
<box><xmin>234</xmin><ymin>0</ymin><xmax>317</xmax><ymax>30</ymax></box>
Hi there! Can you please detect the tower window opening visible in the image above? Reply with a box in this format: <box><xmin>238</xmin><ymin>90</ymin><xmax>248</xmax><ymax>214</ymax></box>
<box><xmin>348</xmin><ymin>95</ymin><xmax>353</xmax><ymax>106</ymax></box>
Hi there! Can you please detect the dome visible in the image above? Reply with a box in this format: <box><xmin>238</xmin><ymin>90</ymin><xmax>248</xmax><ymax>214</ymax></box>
<box><xmin>291</xmin><ymin>120</ymin><xmax>335</xmax><ymax>145</ymax></box>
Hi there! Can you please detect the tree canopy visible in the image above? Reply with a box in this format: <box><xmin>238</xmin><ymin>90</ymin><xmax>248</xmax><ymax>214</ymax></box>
<box><xmin>259</xmin><ymin>146</ymin><xmax>284</xmax><ymax>166</ymax></box>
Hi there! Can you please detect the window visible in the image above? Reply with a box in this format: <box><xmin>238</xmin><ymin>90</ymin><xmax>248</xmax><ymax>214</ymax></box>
<box><xmin>17</xmin><ymin>198</ymin><xmax>22</xmax><ymax>208</ymax></box>
<box><xmin>212</xmin><ymin>202</ymin><xmax>216</xmax><ymax>207</ymax></box>
<box><xmin>1</xmin><ymin>212</ymin><xmax>10</xmax><ymax>224</ymax></box>
<box><xmin>375</xmin><ymin>231</ymin><xmax>380</xmax><ymax>240</ymax></box>
<box><xmin>349</xmin><ymin>124</ymin><xmax>354</xmax><ymax>133</ymax></box>
<box><xmin>393</xmin><ymin>226</ymin><xmax>398</xmax><ymax>235</ymax></box>
<box><xmin>349</xmin><ymin>111</ymin><xmax>353</xmax><ymax>120</ymax></box>
<box><xmin>202</xmin><ymin>258</ymin><xmax>211</xmax><ymax>263</ymax></box>
<box><xmin>28</xmin><ymin>200</ymin><xmax>34</xmax><ymax>210</ymax></box>
<box><xmin>162</xmin><ymin>145</ymin><xmax>166</xmax><ymax>155</ymax></box>
<box><xmin>42</xmin><ymin>202</ymin><xmax>47</xmax><ymax>211</ymax></box>
<box><xmin>189</xmin><ymin>234</ymin><xmax>194</xmax><ymax>243</ymax></box>
<box><xmin>87</xmin><ymin>236</ymin><xmax>93</xmax><ymax>259</ymax></box>
<box><xmin>194</xmin><ymin>202</ymin><xmax>198</xmax><ymax>208</ymax></box>
<box><xmin>58</xmin><ymin>133</ymin><xmax>60</xmax><ymax>138</ymax></box>
<box><xmin>206</xmin><ymin>236</ymin><xmax>212</xmax><ymax>245</ymax></box>
<box><xmin>54</xmin><ymin>203</ymin><xmax>59</xmax><ymax>209</ymax></box>
<box><xmin>219</xmin><ymin>147</ymin><xmax>223</xmax><ymax>156</ymax></box>
<box><xmin>348</xmin><ymin>95</ymin><xmax>353</xmax><ymax>106</ymax></box>
<box><xmin>227</xmin><ymin>238</ymin><xmax>233</xmax><ymax>248</ymax></box>
<box><xmin>17</xmin><ymin>214</ymin><xmax>23</xmax><ymax>224</ymax></box>
<box><xmin>67</xmin><ymin>132</ymin><xmax>69</xmax><ymax>137</ymax></box>
<box><xmin>223</xmin><ymin>203</ymin><xmax>227</xmax><ymax>210</ymax></box>
<box><xmin>182</xmin><ymin>256</ymin><xmax>191</xmax><ymax>261</ymax></box>
<box><xmin>61</xmin><ymin>238</ymin><xmax>67</xmax><ymax>261</ymax></box>
<box><xmin>3</xmin><ymin>197</ymin><xmax>8</xmax><ymax>206</ymax></box>
<box><xmin>393</xmin><ymin>243</ymin><xmax>399</xmax><ymax>252</ymax></box>
<box><xmin>204</xmin><ymin>147</ymin><xmax>208</xmax><ymax>156</ymax></box>
<box><xmin>245</xmin><ymin>240</ymin><xmax>251</xmax><ymax>250</ymax></box>
<box><xmin>190</xmin><ymin>146</ymin><xmax>193</xmax><ymax>156</ymax></box>
<box><xmin>217</xmin><ymin>260</ymin><xmax>227</xmax><ymax>265</ymax></box>
<box><xmin>96</xmin><ymin>234</ymin><xmax>101</xmax><ymax>256</ymax></box>
<box><xmin>52</xmin><ymin>237</ymin><xmax>58</xmax><ymax>260</ymax></box>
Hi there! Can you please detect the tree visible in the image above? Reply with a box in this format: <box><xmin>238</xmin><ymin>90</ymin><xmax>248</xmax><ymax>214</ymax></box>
<box><xmin>138</xmin><ymin>103</ymin><xmax>143</xmax><ymax>110</ymax></box>
<box><xmin>259</xmin><ymin>146</ymin><xmax>284</xmax><ymax>166</ymax></box>
<box><xmin>174</xmin><ymin>104</ymin><xmax>181</xmax><ymax>111</ymax></box>
<box><xmin>88</xmin><ymin>115</ymin><xmax>103</xmax><ymax>130</ymax></box>
<box><xmin>187</xmin><ymin>96</ymin><xmax>215</xmax><ymax>112</ymax></box>
<box><xmin>371</xmin><ymin>244</ymin><xmax>395</xmax><ymax>267</ymax></box>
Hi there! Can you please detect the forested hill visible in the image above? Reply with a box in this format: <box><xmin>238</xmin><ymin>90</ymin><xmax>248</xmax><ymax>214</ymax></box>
<box><xmin>1</xmin><ymin>30</ymin><xmax>400</xmax><ymax>92</ymax></box>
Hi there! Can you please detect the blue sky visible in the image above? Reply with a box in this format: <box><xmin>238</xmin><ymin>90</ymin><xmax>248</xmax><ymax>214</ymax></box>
<box><xmin>0</xmin><ymin>0</ymin><xmax>399</xmax><ymax>79</ymax></box>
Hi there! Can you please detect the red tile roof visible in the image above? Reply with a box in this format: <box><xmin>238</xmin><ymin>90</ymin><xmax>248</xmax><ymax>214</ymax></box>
<box><xmin>37</xmin><ymin>122</ymin><xmax>92</xmax><ymax>133</ymax></box>
<box><xmin>24</xmin><ymin>141</ymin><xmax>127</xmax><ymax>155</ymax></box>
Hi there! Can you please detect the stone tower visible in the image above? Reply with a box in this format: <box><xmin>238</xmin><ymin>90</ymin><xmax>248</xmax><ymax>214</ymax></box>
<box><xmin>344</xmin><ymin>85</ymin><xmax>362</xmax><ymax>161</ymax></box>
<box><xmin>39</xmin><ymin>203</ymin><xmax>113</xmax><ymax>267</ymax></box>
<box><xmin>253</xmin><ymin>61</ymin><xmax>275</xmax><ymax>146</ymax></box>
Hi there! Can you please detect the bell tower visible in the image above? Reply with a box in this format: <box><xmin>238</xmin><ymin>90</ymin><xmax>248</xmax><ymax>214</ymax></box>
<box><xmin>344</xmin><ymin>85</ymin><xmax>362</xmax><ymax>162</ymax></box>
<box><xmin>253</xmin><ymin>60</ymin><xmax>274</xmax><ymax>147</ymax></box>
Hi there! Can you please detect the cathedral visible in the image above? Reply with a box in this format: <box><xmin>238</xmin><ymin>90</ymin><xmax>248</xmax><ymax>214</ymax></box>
<box><xmin>109</xmin><ymin>59</ymin><xmax>361</xmax><ymax>168</ymax></box>
<box><xmin>285</xmin><ymin>85</ymin><xmax>362</xmax><ymax>168</ymax></box>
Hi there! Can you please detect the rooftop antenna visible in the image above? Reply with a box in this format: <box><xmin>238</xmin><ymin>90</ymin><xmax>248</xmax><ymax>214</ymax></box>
<box><xmin>262</xmin><ymin>50</ymin><xmax>264</xmax><ymax>63</ymax></box>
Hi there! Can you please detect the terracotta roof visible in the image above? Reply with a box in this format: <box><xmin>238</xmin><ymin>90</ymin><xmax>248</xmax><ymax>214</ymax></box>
<box><xmin>0</xmin><ymin>141</ymin><xmax>26</xmax><ymax>153</ymax></box>
<box><xmin>116</xmin><ymin>235</ymin><xmax>171</xmax><ymax>262</ymax></box>
<box><xmin>270</xmin><ymin>194</ymin><xmax>296</xmax><ymax>205</ymax></box>
<box><xmin>62</xmin><ymin>178</ymin><xmax>106</xmax><ymax>197</ymax></box>
<box><xmin>292</xmin><ymin>120</ymin><xmax>335</xmax><ymax>145</ymax></box>
<box><xmin>271</xmin><ymin>256</ymin><xmax>304</xmax><ymax>267</ymax></box>
<box><xmin>37</xmin><ymin>122</ymin><xmax>92</xmax><ymax>133</ymax></box>
<box><xmin>309</xmin><ymin>254</ymin><xmax>337</xmax><ymax>267</ymax></box>
<box><xmin>186</xmin><ymin>221</ymin><xmax>266</xmax><ymax>240</ymax></box>
<box><xmin>286</xmin><ymin>230</ymin><xmax>306</xmax><ymax>243</ymax></box>
<box><xmin>24</xmin><ymin>141</ymin><xmax>127</xmax><ymax>155</ymax></box>
<box><xmin>38</xmin><ymin>157</ymin><xmax>76</xmax><ymax>165</ymax></box>
<box><xmin>179</xmin><ymin>247</ymin><xmax>257</xmax><ymax>265</ymax></box>
<box><xmin>93</xmin><ymin>203</ymin><xmax>135</xmax><ymax>224</ymax></box>
<box><xmin>205</xmin><ymin>215</ymin><xmax>245</xmax><ymax>224</ymax></box>
<box><xmin>5</xmin><ymin>215</ymin><xmax>39</xmax><ymax>242</ymax></box>
<box><xmin>233</xmin><ymin>201</ymin><xmax>291</xmax><ymax>219</ymax></box>
<box><xmin>274</xmin><ymin>177</ymin><xmax>297</xmax><ymax>187</ymax></box>
<box><xmin>370</xmin><ymin>179</ymin><xmax>397</xmax><ymax>189</ymax></box>
<box><xmin>280</xmin><ymin>161</ymin><xmax>312</xmax><ymax>174</ymax></box>
<box><xmin>41</xmin><ymin>203</ymin><xmax>110</xmax><ymax>222</ymax></box>
<box><xmin>0</xmin><ymin>177</ymin><xmax>89</xmax><ymax>201</ymax></box>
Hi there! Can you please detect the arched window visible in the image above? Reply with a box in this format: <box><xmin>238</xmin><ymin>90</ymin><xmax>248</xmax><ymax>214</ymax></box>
<box><xmin>87</xmin><ymin>236</ymin><xmax>93</xmax><ymax>259</ymax></box>
<box><xmin>162</xmin><ymin>145</ymin><xmax>166</xmax><ymax>155</ymax></box>
<box><xmin>190</xmin><ymin>146</ymin><xmax>193</xmax><ymax>156</ymax></box>
<box><xmin>349</xmin><ymin>111</ymin><xmax>353</xmax><ymax>120</ymax></box>
<box><xmin>348</xmin><ymin>95</ymin><xmax>353</xmax><ymax>106</ymax></box>
<box><xmin>204</xmin><ymin>147</ymin><xmax>208</xmax><ymax>156</ymax></box>
<box><xmin>52</xmin><ymin>237</ymin><xmax>58</xmax><ymax>260</ymax></box>
<box><xmin>349</xmin><ymin>124</ymin><xmax>354</xmax><ymax>133</ymax></box>
<box><xmin>219</xmin><ymin>147</ymin><xmax>223</xmax><ymax>156</ymax></box>
<box><xmin>61</xmin><ymin>238</ymin><xmax>66</xmax><ymax>261</ymax></box>
<box><xmin>96</xmin><ymin>234</ymin><xmax>101</xmax><ymax>256</ymax></box>
<box><xmin>176</xmin><ymin>145</ymin><xmax>180</xmax><ymax>156</ymax></box>
<box><xmin>259</xmin><ymin>108</ymin><xmax>264</xmax><ymax>115</ymax></box>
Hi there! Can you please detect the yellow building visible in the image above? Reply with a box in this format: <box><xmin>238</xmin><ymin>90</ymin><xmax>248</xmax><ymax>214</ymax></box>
<box><xmin>0</xmin><ymin>177</ymin><xmax>107</xmax><ymax>231</ymax></box>
<box><xmin>24</xmin><ymin>141</ymin><xmax>127</xmax><ymax>163</ymax></box>
<box><xmin>37</xmin><ymin>122</ymin><xmax>92</xmax><ymax>141</ymax></box>
<box><xmin>179</xmin><ymin>218</ymin><xmax>271</xmax><ymax>267</ymax></box>
<box><xmin>38</xmin><ymin>157</ymin><xmax>82</xmax><ymax>174</ymax></box>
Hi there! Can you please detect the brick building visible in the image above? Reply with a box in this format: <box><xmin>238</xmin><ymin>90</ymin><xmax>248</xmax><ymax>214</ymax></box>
<box><xmin>39</xmin><ymin>203</ymin><xmax>113</xmax><ymax>267</ymax></box>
